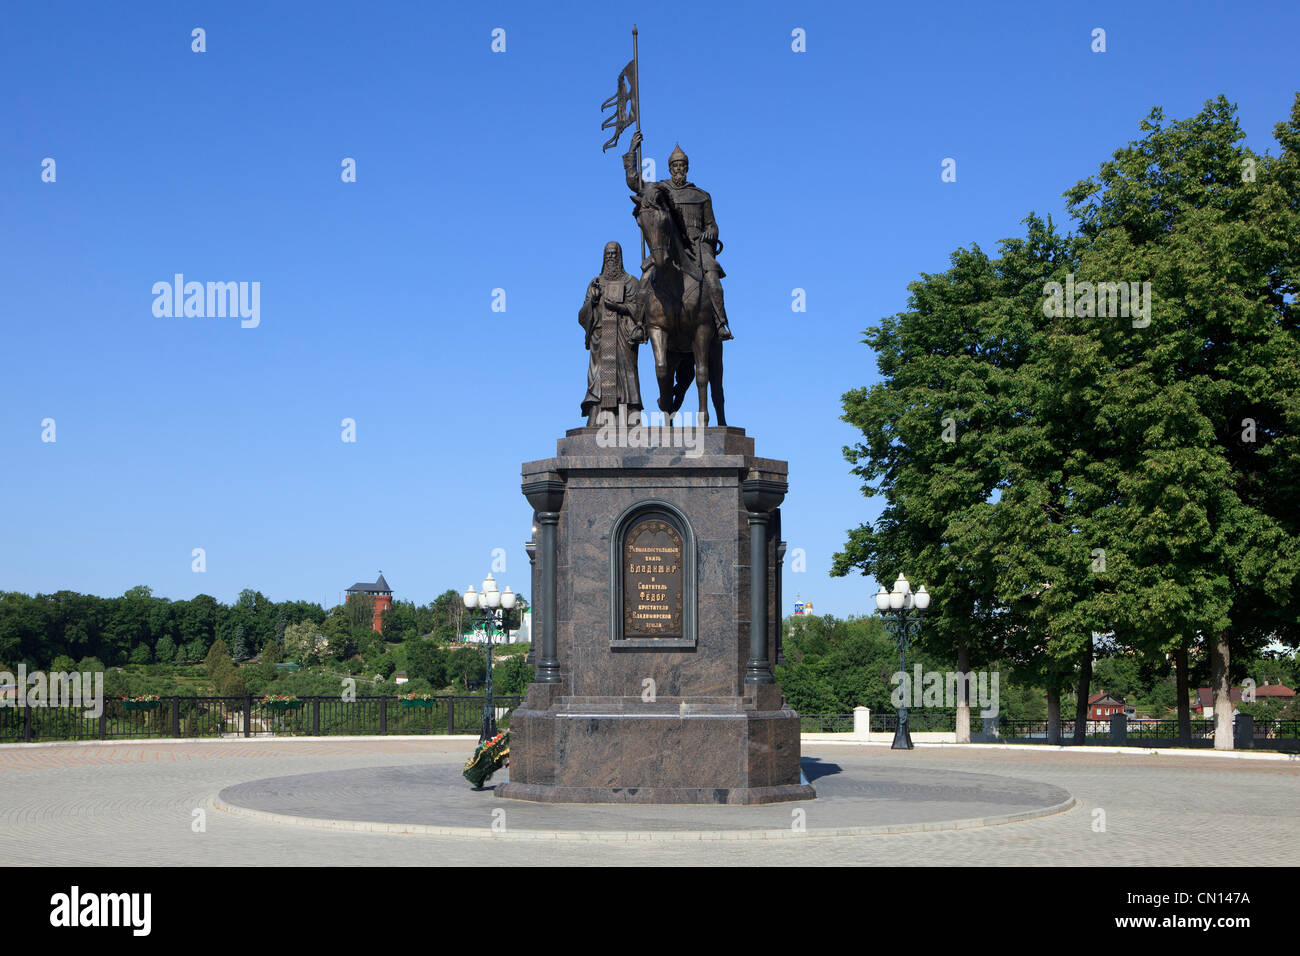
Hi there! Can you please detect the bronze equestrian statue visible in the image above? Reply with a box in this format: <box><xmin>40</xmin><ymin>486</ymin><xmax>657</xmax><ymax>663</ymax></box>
<box><xmin>623</xmin><ymin>132</ymin><xmax>729</xmax><ymax>426</ymax></box>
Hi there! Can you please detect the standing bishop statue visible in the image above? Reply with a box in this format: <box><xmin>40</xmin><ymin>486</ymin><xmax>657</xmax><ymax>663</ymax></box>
<box><xmin>579</xmin><ymin>241</ymin><xmax>646</xmax><ymax>426</ymax></box>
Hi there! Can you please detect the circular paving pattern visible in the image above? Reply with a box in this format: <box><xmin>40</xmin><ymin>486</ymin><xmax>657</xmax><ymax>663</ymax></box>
<box><xmin>3</xmin><ymin>740</ymin><xmax>1298</xmax><ymax>864</ymax></box>
<box><xmin>214</xmin><ymin>752</ymin><xmax>1074</xmax><ymax>840</ymax></box>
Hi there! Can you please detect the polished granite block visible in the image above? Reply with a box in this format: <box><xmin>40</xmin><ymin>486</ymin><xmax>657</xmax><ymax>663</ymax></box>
<box><xmin>499</xmin><ymin>707</ymin><xmax>814</xmax><ymax>804</ymax></box>
<box><xmin>509</xmin><ymin>426</ymin><xmax>811</xmax><ymax>804</ymax></box>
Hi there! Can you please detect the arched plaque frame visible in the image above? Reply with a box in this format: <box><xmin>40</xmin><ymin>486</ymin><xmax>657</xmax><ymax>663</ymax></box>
<box><xmin>609</xmin><ymin>499</ymin><xmax>697</xmax><ymax>649</ymax></box>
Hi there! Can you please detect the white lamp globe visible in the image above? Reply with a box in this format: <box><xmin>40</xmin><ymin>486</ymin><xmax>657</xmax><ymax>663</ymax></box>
<box><xmin>914</xmin><ymin>586</ymin><xmax>930</xmax><ymax>610</ymax></box>
<box><xmin>875</xmin><ymin>586</ymin><xmax>890</xmax><ymax>611</ymax></box>
<box><xmin>463</xmin><ymin>586</ymin><xmax>477</xmax><ymax>609</ymax></box>
<box><xmin>482</xmin><ymin>574</ymin><xmax>499</xmax><ymax>596</ymax></box>
<box><xmin>501</xmin><ymin>587</ymin><xmax>517</xmax><ymax>610</ymax></box>
<box><xmin>486</xmin><ymin>587</ymin><xmax>501</xmax><ymax>609</ymax></box>
<box><xmin>889</xmin><ymin>588</ymin><xmax>905</xmax><ymax>610</ymax></box>
<box><xmin>893</xmin><ymin>574</ymin><xmax>911</xmax><ymax>596</ymax></box>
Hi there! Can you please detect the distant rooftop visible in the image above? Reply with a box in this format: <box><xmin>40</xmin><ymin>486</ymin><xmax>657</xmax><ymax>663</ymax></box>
<box><xmin>346</xmin><ymin>572</ymin><xmax>391</xmax><ymax>595</ymax></box>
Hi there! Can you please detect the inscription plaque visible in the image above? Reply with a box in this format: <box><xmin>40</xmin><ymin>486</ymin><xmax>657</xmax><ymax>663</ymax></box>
<box><xmin>622</xmin><ymin>518</ymin><xmax>683</xmax><ymax>638</ymax></box>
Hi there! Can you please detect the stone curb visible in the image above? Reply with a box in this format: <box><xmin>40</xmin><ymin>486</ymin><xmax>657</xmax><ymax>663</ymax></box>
<box><xmin>801</xmin><ymin>739</ymin><xmax>1300</xmax><ymax>761</ymax></box>
<box><xmin>208</xmin><ymin>793</ymin><xmax>1077</xmax><ymax>842</ymax></box>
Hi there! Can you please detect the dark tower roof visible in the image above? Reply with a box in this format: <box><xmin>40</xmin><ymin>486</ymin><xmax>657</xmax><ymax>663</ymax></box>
<box><xmin>346</xmin><ymin>572</ymin><xmax>392</xmax><ymax>595</ymax></box>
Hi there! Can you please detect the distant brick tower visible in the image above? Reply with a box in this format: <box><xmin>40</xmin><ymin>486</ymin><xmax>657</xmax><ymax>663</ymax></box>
<box><xmin>345</xmin><ymin>572</ymin><xmax>393</xmax><ymax>634</ymax></box>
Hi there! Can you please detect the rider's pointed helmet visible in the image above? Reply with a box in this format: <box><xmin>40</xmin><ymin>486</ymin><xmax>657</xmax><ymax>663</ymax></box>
<box><xmin>668</xmin><ymin>143</ymin><xmax>689</xmax><ymax>167</ymax></box>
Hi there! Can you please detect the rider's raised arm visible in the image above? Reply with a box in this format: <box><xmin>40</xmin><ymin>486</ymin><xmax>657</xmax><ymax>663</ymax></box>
<box><xmin>622</xmin><ymin>145</ymin><xmax>643</xmax><ymax>195</ymax></box>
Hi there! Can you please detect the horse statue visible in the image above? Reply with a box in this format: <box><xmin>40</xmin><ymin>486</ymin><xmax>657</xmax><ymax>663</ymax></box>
<box><xmin>632</xmin><ymin>181</ymin><xmax>724</xmax><ymax>427</ymax></box>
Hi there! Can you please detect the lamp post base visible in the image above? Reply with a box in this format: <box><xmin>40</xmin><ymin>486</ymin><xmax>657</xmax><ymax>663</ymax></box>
<box><xmin>891</xmin><ymin>717</ymin><xmax>914</xmax><ymax>750</ymax></box>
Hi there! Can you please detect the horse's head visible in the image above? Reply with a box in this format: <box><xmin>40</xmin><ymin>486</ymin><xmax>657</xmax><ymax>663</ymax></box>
<box><xmin>635</xmin><ymin>182</ymin><xmax>682</xmax><ymax>272</ymax></box>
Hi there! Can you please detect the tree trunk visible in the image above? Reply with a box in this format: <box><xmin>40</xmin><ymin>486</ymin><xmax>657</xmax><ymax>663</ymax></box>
<box><xmin>955</xmin><ymin>638</ymin><xmax>971</xmax><ymax>744</ymax></box>
<box><xmin>1073</xmin><ymin>634</ymin><xmax>1093</xmax><ymax>745</ymax></box>
<box><xmin>1174</xmin><ymin>643</ymin><xmax>1191</xmax><ymax>747</ymax></box>
<box><xmin>1211</xmin><ymin>630</ymin><xmax>1233</xmax><ymax>751</ymax></box>
<box><xmin>1046</xmin><ymin>684</ymin><xmax>1061</xmax><ymax>745</ymax></box>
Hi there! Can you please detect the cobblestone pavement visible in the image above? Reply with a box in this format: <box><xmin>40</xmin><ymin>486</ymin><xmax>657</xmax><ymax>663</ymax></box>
<box><xmin>1</xmin><ymin>739</ymin><xmax>1296</xmax><ymax>865</ymax></box>
<box><xmin>215</xmin><ymin>758</ymin><xmax>1072</xmax><ymax>835</ymax></box>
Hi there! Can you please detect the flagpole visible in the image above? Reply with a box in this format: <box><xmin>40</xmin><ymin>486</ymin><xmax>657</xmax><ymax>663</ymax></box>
<box><xmin>632</xmin><ymin>25</ymin><xmax>645</xmax><ymax>263</ymax></box>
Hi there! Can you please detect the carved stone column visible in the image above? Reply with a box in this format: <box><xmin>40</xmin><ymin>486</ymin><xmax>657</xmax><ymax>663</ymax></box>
<box><xmin>522</xmin><ymin>475</ymin><xmax>565</xmax><ymax>684</ymax></box>
<box><xmin>742</xmin><ymin>473</ymin><xmax>787</xmax><ymax>685</ymax></box>
<box><xmin>524</xmin><ymin>538</ymin><xmax>537</xmax><ymax>665</ymax></box>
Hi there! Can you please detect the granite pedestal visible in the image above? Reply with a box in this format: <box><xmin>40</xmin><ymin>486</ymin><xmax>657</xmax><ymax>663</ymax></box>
<box><xmin>498</xmin><ymin>425</ymin><xmax>814</xmax><ymax>805</ymax></box>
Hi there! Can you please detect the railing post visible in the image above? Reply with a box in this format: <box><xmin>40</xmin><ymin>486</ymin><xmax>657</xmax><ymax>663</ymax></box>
<box><xmin>171</xmin><ymin>697</ymin><xmax>180</xmax><ymax>737</ymax></box>
<box><xmin>99</xmin><ymin>705</ymin><xmax>107</xmax><ymax>740</ymax></box>
<box><xmin>853</xmin><ymin>706</ymin><xmax>870</xmax><ymax>741</ymax></box>
<box><xmin>244</xmin><ymin>695</ymin><xmax>252</xmax><ymax>738</ymax></box>
<box><xmin>447</xmin><ymin>697</ymin><xmax>455</xmax><ymax>735</ymax></box>
<box><xmin>1109</xmin><ymin>712</ymin><xmax>1126</xmax><ymax>746</ymax></box>
<box><xmin>379</xmin><ymin>697</ymin><xmax>388</xmax><ymax>735</ymax></box>
<box><xmin>1234</xmin><ymin>713</ymin><xmax>1254</xmax><ymax>750</ymax></box>
<box><xmin>23</xmin><ymin>703</ymin><xmax>32</xmax><ymax>742</ymax></box>
<box><xmin>312</xmin><ymin>697</ymin><xmax>320</xmax><ymax>736</ymax></box>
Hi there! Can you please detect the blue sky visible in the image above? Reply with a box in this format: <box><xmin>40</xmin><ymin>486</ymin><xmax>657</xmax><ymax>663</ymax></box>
<box><xmin>2</xmin><ymin>1</ymin><xmax>1297</xmax><ymax>616</ymax></box>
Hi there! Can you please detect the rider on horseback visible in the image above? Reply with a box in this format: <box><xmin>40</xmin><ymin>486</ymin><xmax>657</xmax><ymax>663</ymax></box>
<box><xmin>624</xmin><ymin>130</ymin><xmax>734</xmax><ymax>342</ymax></box>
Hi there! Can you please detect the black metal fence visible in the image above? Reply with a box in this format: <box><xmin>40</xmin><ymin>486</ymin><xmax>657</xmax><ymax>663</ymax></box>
<box><xmin>0</xmin><ymin>695</ymin><xmax>522</xmax><ymax>744</ymax></box>
<box><xmin>8</xmin><ymin>701</ymin><xmax>1297</xmax><ymax>748</ymax></box>
<box><xmin>799</xmin><ymin>714</ymin><xmax>855</xmax><ymax>733</ymax></box>
<box><xmin>996</xmin><ymin>718</ymin><xmax>1127</xmax><ymax>740</ymax></box>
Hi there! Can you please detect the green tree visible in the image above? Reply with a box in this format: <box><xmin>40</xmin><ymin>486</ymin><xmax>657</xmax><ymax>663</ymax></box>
<box><xmin>322</xmin><ymin>615</ymin><xmax>352</xmax><ymax>661</ymax></box>
<box><xmin>155</xmin><ymin>635</ymin><xmax>177</xmax><ymax>663</ymax></box>
<box><xmin>406</xmin><ymin>639</ymin><xmax>447</xmax><ymax>688</ymax></box>
<box><xmin>205</xmin><ymin>639</ymin><xmax>234</xmax><ymax>688</ymax></box>
<box><xmin>835</xmin><ymin>95</ymin><xmax>1300</xmax><ymax>751</ymax></box>
<box><xmin>493</xmin><ymin>654</ymin><xmax>533</xmax><ymax>695</ymax></box>
<box><xmin>345</xmin><ymin>593</ymin><xmax>376</xmax><ymax>632</ymax></box>
<box><xmin>380</xmin><ymin>600</ymin><xmax>420</xmax><ymax>642</ymax></box>
<box><xmin>1058</xmin><ymin>96</ymin><xmax>1300</xmax><ymax>748</ymax></box>
<box><xmin>282</xmin><ymin>620</ymin><xmax>323</xmax><ymax>665</ymax></box>
<box><xmin>429</xmin><ymin>589</ymin><xmax>467</xmax><ymax>642</ymax></box>
<box><xmin>175</xmin><ymin>595</ymin><xmax>219</xmax><ymax>651</ymax></box>
<box><xmin>834</xmin><ymin>216</ymin><xmax>1076</xmax><ymax>740</ymax></box>
<box><xmin>448</xmin><ymin>646</ymin><xmax>486</xmax><ymax>689</ymax></box>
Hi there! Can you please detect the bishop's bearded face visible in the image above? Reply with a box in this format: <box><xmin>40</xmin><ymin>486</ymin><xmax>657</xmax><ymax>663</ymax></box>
<box><xmin>669</xmin><ymin>159</ymin><xmax>687</xmax><ymax>186</ymax></box>
<box><xmin>602</xmin><ymin>250</ymin><xmax>621</xmax><ymax>278</ymax></box>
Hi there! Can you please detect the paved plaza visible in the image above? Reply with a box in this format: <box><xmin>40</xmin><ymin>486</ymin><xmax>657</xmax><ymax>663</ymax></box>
<box><xmin>1</xmin><ymin>739</ymin><xmax>1296</xmax><ymax>865</ymax></box>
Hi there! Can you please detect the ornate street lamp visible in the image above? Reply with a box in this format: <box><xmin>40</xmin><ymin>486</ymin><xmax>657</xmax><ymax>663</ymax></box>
<box><xmin>875</xmin><ymin>574</ymin><xmax>931</xmax><ymax>750</ymax></box>
<box><xmin>462</xmin><ymin>573</ymin><xmax>517</xmax><ymax>743</ymax></box>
